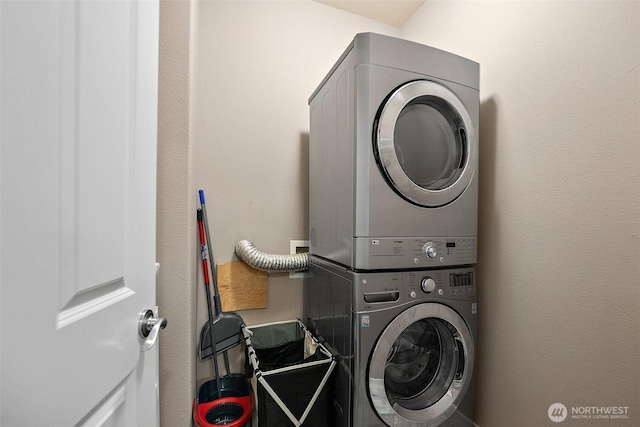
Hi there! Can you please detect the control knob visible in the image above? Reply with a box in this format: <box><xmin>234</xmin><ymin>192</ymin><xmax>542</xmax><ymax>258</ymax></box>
<box><xmin>421</xmin><ymin>277</ymin><xmax>436</xmax><ymax>293</ymax></box>
<box><xmin>422</xmin><ymin>243</ymin><xmax>437</xmax><ymax>259</ymax></box>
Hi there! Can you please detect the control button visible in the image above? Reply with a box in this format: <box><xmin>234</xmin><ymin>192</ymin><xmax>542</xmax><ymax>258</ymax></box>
<box><xmin>410</xmin><ymin>291</ymin><xmax>417</xmax><ymax>299</ymax></box>
<box><xmin>420</xmin><ymin>277</ymin><xmax>436</xmax><ymax>293</ymax></box>
<box><xmin>422</xmin><ymin>242</ymin><xmax>437</xmax><ymax>259</ymax></box>
<box><xmin>413</xmin><ymin>257</ymin><xmax>419</xmax><ymax>265</ymax></box>
<box><xmin>438</xmin><ymin>289</ymin><xmax>444</xmax><ymax>296</ymax></box>
<box><xmin>440</xmin><ymin>257</ymin><xmax>445</xmax><ymax>263</ymax></box>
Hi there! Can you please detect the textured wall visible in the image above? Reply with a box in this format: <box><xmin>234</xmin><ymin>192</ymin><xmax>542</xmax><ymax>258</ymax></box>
<box><xmin>157</xmin><ymin>0</ymin><xmax>196</xmax><ymax>425</ymax></box>
<box><xmin>401</xmin><ymin>2</ymin><xmax>640</xmax><ymax>426</ymax></box>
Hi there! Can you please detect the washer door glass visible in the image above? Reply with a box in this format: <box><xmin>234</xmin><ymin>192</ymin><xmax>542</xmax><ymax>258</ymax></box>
<box><xmin>375</xmin><ymin>80</ymin><xmax>477</xmax><ymax>207</ymax></box>
<box><xmin>385</xmin><ymin>318</ymin><xmax>458</xmax><ymax>409</ymax></box>
<box><xmin>368</xmin><ymin>303</ymin><xmax>474</xmax><ymax>426</ymax></box>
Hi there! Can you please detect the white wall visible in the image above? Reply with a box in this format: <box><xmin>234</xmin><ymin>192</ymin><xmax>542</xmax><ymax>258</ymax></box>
<box><xmin>192</xmin><ymin>0</ymin><xmax>397</xmax><ymax>327</ymax></box>
<box><xmin>401</xmin><ymin>1</ymin><xmax>640</xmax><ymax>426</ymax></box>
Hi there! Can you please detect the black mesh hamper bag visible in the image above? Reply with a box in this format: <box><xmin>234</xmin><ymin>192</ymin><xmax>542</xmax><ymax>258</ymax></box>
<box><xmin>243</xmin><ymin>320</ymin><xmax>336</xmax><ymax>427</ymax></box>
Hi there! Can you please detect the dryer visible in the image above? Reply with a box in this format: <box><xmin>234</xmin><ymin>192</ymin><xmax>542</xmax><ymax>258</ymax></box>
<box><xmin>304</xmin><ymin>255</ymin><xmax>477</xmax><ymax>427</ymax></box>
<box><xmin>308</xmin><ymin>33</ymin><xmax>479</xmax><ymax>270</ymax></box>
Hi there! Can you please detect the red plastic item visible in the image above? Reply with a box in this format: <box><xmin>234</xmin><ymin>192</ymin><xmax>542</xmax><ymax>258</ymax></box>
<box><xmin>193</xmin><ymin>395</ymin><xmax>253</xmax><ymax>427</ymax></box>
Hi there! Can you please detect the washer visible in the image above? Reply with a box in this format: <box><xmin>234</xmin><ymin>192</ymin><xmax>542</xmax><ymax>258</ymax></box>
<box><xmin>304</xmin><ymin>255</ymin><xmax>477</xmax><ymax>427</ymax></box>
<box><xmin>308</xmin><ymin>33</ymin><xmax>479</xmax><ymax>270</ymax></box>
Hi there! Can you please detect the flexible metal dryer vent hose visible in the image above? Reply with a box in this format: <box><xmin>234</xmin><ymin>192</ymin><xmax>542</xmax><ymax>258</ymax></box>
<box><xmin>235</xmin><ymin>240</ymin><xmax>309</xmax><ymax>272</ymax></box>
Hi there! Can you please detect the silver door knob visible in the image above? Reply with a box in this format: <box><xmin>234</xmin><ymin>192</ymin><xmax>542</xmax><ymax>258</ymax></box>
<box><xmin>139</xmin><ymin>309</ymin><xmax>167</xmax><ymax>352</ymax></box>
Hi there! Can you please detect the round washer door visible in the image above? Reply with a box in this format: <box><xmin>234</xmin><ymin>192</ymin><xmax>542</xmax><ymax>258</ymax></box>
<box><xmin>368</xmin><ymin>303</ymin><xmax>474</xmax><ymax>427</ymax></box>
<box><xmin>374</xmin><ymin>80</ymin><xmax>477</xmax><ymax>207</ymax></box>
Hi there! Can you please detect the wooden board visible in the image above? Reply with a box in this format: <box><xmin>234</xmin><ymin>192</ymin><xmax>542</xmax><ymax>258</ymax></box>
<box><xmin>217</xmin><ymin>261</ymin><xmax>267</xmax><ymax>311</ymax></box>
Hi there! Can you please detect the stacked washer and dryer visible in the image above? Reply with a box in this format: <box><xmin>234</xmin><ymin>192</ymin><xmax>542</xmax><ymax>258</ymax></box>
<box><xmin>303</xmin><ymin>33</ymin><xmax>479</xmax><ymax>427</ymax></box>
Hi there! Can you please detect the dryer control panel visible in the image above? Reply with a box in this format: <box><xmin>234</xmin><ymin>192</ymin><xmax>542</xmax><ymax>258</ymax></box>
<box><xmin>412</xmin><ymin>238</ymin><xmax>476</xmax><ymax>266</ymax></box>
<box><xmin>356</xmin><ymin>236</ymin><xmax>477</xmax><ymax>269</ymax></box>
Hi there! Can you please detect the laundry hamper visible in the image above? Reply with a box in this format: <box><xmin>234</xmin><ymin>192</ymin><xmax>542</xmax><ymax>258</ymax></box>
<box><xmin>243</xmin><ymin>320</ymin><xmax>336</xmax><ymax>427</ymax></box>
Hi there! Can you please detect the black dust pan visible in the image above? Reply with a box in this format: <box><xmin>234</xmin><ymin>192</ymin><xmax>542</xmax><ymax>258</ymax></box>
<box><xmin>199</xmin><ymin>313</ymin><xmax>245</xmax><ymax>358</ymax></box>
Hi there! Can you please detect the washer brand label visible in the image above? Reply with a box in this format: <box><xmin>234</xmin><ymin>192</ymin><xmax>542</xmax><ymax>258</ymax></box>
<box><xmin>361</xmin><ymin>315</ymin><xmax>370</xmax><ymax>328</ymax></box>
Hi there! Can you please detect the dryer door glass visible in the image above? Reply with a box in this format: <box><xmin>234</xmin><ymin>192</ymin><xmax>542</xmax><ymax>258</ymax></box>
<box><xmin>375</xmin><ymin>80</ymin><xmax>477</xmax><ymax>207</ymax></box>
<box><xmin>368</xmin><ymin>303</ymin><xmax>474</xmax><ymax>425</ymax></box>
<box><xmin>394</xmin><ymin>98</ymin><xmax>464</xmax><ymax>191</ymax></box>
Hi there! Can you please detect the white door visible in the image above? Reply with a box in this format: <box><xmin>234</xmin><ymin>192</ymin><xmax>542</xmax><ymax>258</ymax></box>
<box><xmin>0</xmin><ymin>0</ymin><xmax>160</xmax><ymax>425</ymax></box>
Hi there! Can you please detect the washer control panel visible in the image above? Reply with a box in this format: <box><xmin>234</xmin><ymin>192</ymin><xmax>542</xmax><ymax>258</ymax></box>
<box><xmin>411</xmin><ymin>270</ymin><xmax>476</xmax><ymax>300</ymax></box>
<box><xmin>407</xmin><ymin>268</ymin><xmax>476</xmax><ymax>302</ymax></box>
<box><xmin>354</xmin><ymin>266</ymin><xmax>476</xmax><ymax>311</ymax></box>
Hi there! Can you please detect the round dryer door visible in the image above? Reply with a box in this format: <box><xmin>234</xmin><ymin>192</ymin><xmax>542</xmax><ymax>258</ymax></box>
<box><xmin>368</xmin><ymin>303</ymin><xmax>474</xmax><ymax>426</ymax></box>
<box><xmin>374</xmin><ymin>80</ymin><xmax>477</xmax><ymax>207</ymax></box>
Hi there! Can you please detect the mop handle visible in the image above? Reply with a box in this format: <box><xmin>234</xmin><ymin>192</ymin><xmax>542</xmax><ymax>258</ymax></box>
<box><xmin>197</xmin><ymin>209</ymin><xmax>222</xmax><ymax>398</ymax></box>
<box><xmin>199</xmin><ymin>190</ymin><xmax>223</xmax><ymax>315</ymax></box>
<box><xmin>199</xmin><ymin>190</ymin><xmax>232</xmax><ymax>375</ymax></box>
<box><xmin>197</xmin><ymin>209</ymin><xmax>212</xmax><ymax>287</ymax></box>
